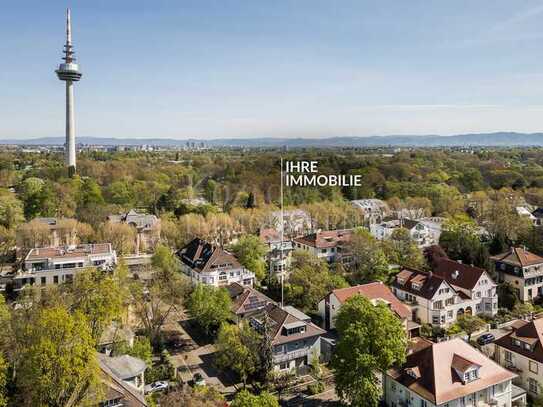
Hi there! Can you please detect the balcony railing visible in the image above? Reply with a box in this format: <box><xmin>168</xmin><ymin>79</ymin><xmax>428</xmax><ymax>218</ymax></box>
<box><xmin>273</xmin><ymin>348</ymin><xmax>309</xmax><ymax>363</ymax></box>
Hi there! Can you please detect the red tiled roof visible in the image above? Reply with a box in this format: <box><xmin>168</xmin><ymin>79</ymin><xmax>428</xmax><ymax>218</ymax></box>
<box><xmin>490</xmin><ymin>247</ymin><xmax>543</xmax><ymax>267</ymax></box>
<box><xmin>331</xmin><ymin>282</ymin><xmax>410</xmax><ymax>320</ymax></box>
<box><xmin>391</xmin><ymin>268</ymin><xmax>449</xmax><ymax>300</ymax></box>
<box><xmin>293</xmin><ymin>229</ymin><xmax>352</xmax><ymax>249</ymax></box>
<box><xmin>494</xmin><ymin>318</ymin><xmax>543</xmax><ymax>364</ymax></box>
<box><xmin>388</xmin><ymin>338</ymin><xmax>516</xmax><ymax>405</ymax></box>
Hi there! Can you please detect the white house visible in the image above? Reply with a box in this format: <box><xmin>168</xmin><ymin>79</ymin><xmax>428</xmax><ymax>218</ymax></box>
<box><xmin>391</xmin><ymin>267</ymin><xmax>494</xmax><ymax>328</ymax></box>
<box><xmin>293</xmin><ymin>229</ymin><xmax>353</xmax><ymax>264</ymax></box>
<box><xmin>351</xmin><ymin>199</ymin><xmax>390</xmax><ymax>225</ymax></box>
<box><xmin>14</xmin><ymin>243</ymin><xmax>117</xmax><ymax>290</ymax></box>
<box><xmin>384</xmin><ymin>338</ymin><xmax>523</xmax><ymax>407</ymax></box>
<box><xmin>370</xmin><ymin>219</ymin><xmax>434</xmax><ymax>247</ymax></box>
<box><xmin>177</xmin><ymin>237</ymin><xmax>255</xmax><ymax>287</ymax></box>
<box><xmin>495</xmin><ymin>317</ymin><xmax>543</xmax><ymax>398</ymax></box>
<box><xmin>259</xmin><ymin>228</ymin><xmax>293</xmax><ymax>277</ymax></box>
<box><xmin>430</xmin><ymin>253</ymin><xmax>499</xmax><ymax>317</ymax></box>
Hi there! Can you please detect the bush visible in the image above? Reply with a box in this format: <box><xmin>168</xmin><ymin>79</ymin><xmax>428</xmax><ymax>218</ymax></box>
<box><xmin>307</xmin><ymin>381</ymin><xmax>325</xmax><ymax>395</ymax></box>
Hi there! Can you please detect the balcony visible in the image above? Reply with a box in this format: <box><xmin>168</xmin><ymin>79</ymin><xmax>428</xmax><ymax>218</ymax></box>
<box><xmin>273</xmin><ymin>348</ymin><xmax>310</xmax><ymax>364</ymax></box>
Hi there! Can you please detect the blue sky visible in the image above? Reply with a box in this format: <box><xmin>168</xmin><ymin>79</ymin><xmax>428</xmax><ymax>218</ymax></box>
<box><xmin>3</xmin><ymin>1</ymin><xmax>543</xmax><ymax>139</ymax></box>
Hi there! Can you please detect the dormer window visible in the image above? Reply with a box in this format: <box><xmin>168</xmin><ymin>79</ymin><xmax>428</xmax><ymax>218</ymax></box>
<box><xmin>463</xmin><ymin>368</ymin><xmax>479</xmax><ymax>383</ymax></box>
<box><xmin>412</xmin><ymin>282</ymin><xmax>421</xmax><ymax>291</ymax></box>
<box><xmin>397</xmin><ymin>277</ymin><xmax>405</xmax><ymax>285</ymax></box>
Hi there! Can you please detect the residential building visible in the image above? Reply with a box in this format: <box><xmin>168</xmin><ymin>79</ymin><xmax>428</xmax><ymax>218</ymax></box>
<box><xmin>177</xmin><ymin>238</ymin><xmax>255</xmax><ymax>287</ymax></box>
<box><xmin>293</xmin><ymin>229</ymin><xmax>353</xmax><ymax>264</ymax></box>
<box><xmin>391</xmin><ymin>268</ymin><xmax>490</xmax><ymax>327</ymax></box>
<box><xmin>384</xmin><ymin>338</ymin><xmax>523</xmax><ymax>407</ymax></box>
<box><xmin>427</xmin><ymin>248</ymin><xmax>498</xmax><ymax>317</ymax></box>
<box><xmin>495</xmin><ymin>317</ymin><xmax>543</xmax><ymax>398</ymax></box>
<box><xmin>370</xmin><ymin>219</ymin><xmax>434</xmax><ymax>247</ymax></box>
<box><xmin>14</xmin><ymin>243</ymin><xmax>117</xmax><ymax>290</ymax></box>
<box><xmin>226</xmin><ymin>282</ymin><xmax>276</xmax><ymax>322</ymax></box>
<box><xmin>107</xmin><ymin>209</ymin><xmax>160</xmax><ymax>254</ymax></box>
<box><xmin>268</xmin><ymin>209</ymin><xmax>313</xmax><ymax>238</ymax></box>
<box><xmin>417</xmin><ymin>217</ymin><xmax>445</xmax><ymax>245</ymax></box>
<box><xmin>491</xmin><ymin>247</ymin><xmax>543</xmax><ymax>302</ymax></box>
<box><xmin>351</xmin><ymin>199</ymin><xmax>390</xmax><ymax>225</ymax></box>
<box><xmin>259</xmin><ymin>228</ymin><xmax>293</xmax><ymax>276</ymax></box>
<box><xmin>98</xmin><ymin>353</ymin><xmax>147</xmax><ymax>403</ymax></box>
<box><xmin>318</xmin><ymin>282</ymin><xmax>420</xmax><ymax>337</ymax></box>
<box><xmin>16</xmin><ymin>217</ymin><xmax>79</xmax><ymax>252</ymax></box>
<box><xmin>249</xmin><ymin>303</ymin><xmax>325</xmax><ymax>372</ymax></box>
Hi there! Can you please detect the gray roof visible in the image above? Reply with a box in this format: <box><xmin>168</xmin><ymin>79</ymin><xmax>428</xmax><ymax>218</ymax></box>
<box><xmin>98</xmin><ymin>354</ymin><xmax>146</xmax><ymax>380</ymax></box>
<box><xmin>283</xmin><ymin>305</ymin><xmax>311</xmax><ymax>322</ymax></box>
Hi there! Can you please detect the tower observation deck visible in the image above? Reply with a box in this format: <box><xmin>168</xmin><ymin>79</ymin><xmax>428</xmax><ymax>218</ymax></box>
<box><xmin>55</xmin><ymin>9</ymin><xmax>82</xmax><ymax>175</ymax></box>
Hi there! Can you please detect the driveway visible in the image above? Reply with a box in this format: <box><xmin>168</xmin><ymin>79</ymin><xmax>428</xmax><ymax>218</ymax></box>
<box><xmin>162</xmin><ymin>307</ymin><xmax>240</xmax><ymax>394</ymax></box>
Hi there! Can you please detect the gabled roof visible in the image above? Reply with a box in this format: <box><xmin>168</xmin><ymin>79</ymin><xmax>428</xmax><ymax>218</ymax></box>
<box><xmin>226</xmin><ymin>282</ymin><xmax>275</xmax><ymax>316</ymax></box>
<box><xmin>253</xmin><ymin>303</ymin><xmax>325</xmax><ymax>346</ymax></box>
<box><xmin>98</xmin><ymin>354</ymin><xmax>146</xmax><ymax>380</ymax></box>
<box><xmin>432</xmin><ymin>258</ymin><xmax>489</xmax><ymax>291</ymax></box>
<box><xmin>259</xmin><ymin>228</ymin><xmax>282</xmax><ymax>244</ymax></box>
<box><xmin>293</xmin><ymin>229</ymin><xmax>352</xmax><ymax>249</ymax></box>
<box><xmin>177</xmin><ymin>238</ymin><xmax>241</xmax><ymax>273</ymax></box>
<box><xmin>329</xmin><ymin>282</ymin><xmax>410</xmax><ymax>320</ymax></box>
<box><xmin>98</xmin><ymin>354</ymin><xmax>147</xmax><ymax>407</ymax></box>
<box><xmin>391</xmin><ymin>268</ymin><xmax>451</xmax><ymax>300</ymax></box>
<box><xmin>387</xmin><ymin>338</ymin><xmax>516</xmax><ymax>405</ymax></box>
<box><xmin>490</xmin><ymin>247</ymin><xmax>543</xmax><ymax>267</ymax></box>
<box><xmin>495</xmin><ymin>318</ymin><xmax>543</xmax><ymax>363</ymax></box>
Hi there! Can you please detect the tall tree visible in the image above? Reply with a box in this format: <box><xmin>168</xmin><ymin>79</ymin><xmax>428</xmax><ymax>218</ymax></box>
<box><xmin>15</xmin><ymin>306</ymin><xmax>100</xmax><ymax>407</ymax></box>
<box><xmin>229</xmin><ymin>235</ymin><xmax>268</xmax><ymax>282</ymax></box>
<box><xmin>332</xmin><ymin>295</ymin><xmax>406</xmax><ymax>407</ymax></box>
<box><xmin>215</xmin><ymin>322</ymin><xmax>260</xmax><ymax>386</ymax></box>
<box><xmin>350</xmin><ymin>228</ymin><xmax>391</xmax><ymax>282</ymax></box>
<box><xmin>66</xmin><ymin>268</ymin><xmax>126</xmax><ymax>344</ymax></box>
<box><xmin>186</xmin><ymin>284</ymin><xmax>232</xmax><ymax>336</ymax></box>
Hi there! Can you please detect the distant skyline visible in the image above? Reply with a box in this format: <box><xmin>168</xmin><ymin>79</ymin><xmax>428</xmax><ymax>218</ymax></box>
<box><xmin>3</xmin><ymin>1</ymin><xmax>543</xmax><ymax>139</ymax></box>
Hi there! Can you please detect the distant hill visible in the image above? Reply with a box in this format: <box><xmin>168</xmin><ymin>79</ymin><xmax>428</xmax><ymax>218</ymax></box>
<box><xmin>2</xmin><ymin>132</ymin><xmax>543</xmax><ymax>147</ymax></box>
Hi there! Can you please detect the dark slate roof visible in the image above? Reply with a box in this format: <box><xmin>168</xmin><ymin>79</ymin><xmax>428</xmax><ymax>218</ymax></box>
<box><xmin>432</xmin><ymin>258</ymin><xmax>487</xmax><ymax>291</ymax></box>
<box><xmin>177</xmin><ymin>238</ymin><xmax>241</xmax><ymax>273</ymax></box>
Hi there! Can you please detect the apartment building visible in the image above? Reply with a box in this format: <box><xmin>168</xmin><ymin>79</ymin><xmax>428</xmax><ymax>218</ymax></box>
<box><xmin>107</xmin><ymin>209</ymin><xmax>160</xmax><ymax>254</ymax></box>
<box><xmin>259</xmin><ymin>228</ymin><xmax>293</xmax><ymax>276</ymax></box>
<box><xmin>249</xmin><ymin>303</ymin><xmax>325</xmax><ymax>372</ymax></box>
<box><xmin>14</xmin><ymin>243</ymin><xmax>117</xmax><ymax>290</ymax></box>
<box><xmin>491</xmin><ymin>247</ymin><xmax>543</xmax><ymax>302</ymax></box>
<box><xmin>494</xmin><ymin>317</ymin><xmax>543</xmax><ymax>398</ymax></box>
<box><xmin>384</xmin><ymin>338</ymin><xmax>522</xmax><ymax>407</ymax></box>
<box><xmin>370</xmin><ymin>219</ymin><xmax>435</xmax><ymax>247</ymax></box>
<box><xmin>351</xmin><ymin>199</ymin><xmax>390</xmax><ymax>225</ymax></box>
<box><xmin>177</xmin><ymin>238</ymin><xmax>255</xmax><ymax>287</ymax></box>
<box><xmin>293</xmin><ymin>229</ymin><xmax>353</xmax><ymax>264</ymax></box>
<box><xmin>391</xmin><ymin>268</ymin><xmax>490</xmax><ymax>327</ymax></box>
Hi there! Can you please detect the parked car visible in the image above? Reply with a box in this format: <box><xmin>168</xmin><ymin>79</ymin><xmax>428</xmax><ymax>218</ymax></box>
<box><xmin>477</xmin><ymin>333</ymin><xmax>495</xmax><ymax>345</ymax></box>
<box><xmin>144</xmin><ymin>380</ymin><xmax>169</xmax><ymax>394</ymax></box>
<box><xmin>192</xmin><ymin>373</ymin><xmax>206</xmax><ymax>387</ymax></box>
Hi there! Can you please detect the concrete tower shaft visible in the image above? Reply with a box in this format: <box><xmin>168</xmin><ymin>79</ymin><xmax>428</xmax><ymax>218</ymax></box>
<box><xmin>55</xmin><ymin>8</ymin><xmax>82</xmax><ymax>175</ymax></box>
